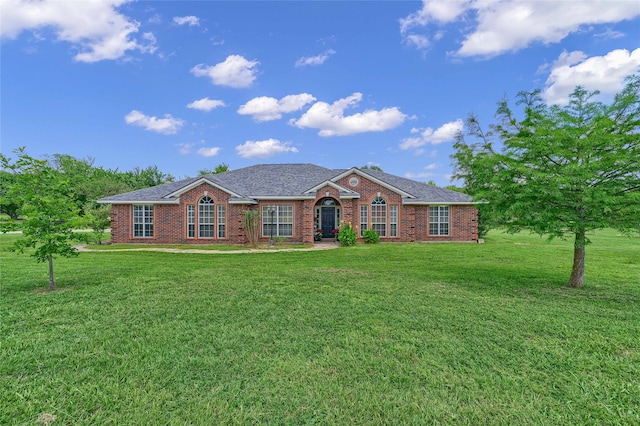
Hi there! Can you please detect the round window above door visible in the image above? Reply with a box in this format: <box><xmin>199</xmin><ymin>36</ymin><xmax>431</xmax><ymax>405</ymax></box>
<box><xmin>349</xmin><ymin>177</ymin><xmax>359</xmax><ymax>187</ymax></box>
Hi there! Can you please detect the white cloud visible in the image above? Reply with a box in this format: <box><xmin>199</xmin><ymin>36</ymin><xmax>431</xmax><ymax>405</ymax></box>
<box><xmin>594</xmin><ymin>28</ymin><xmax>626</xmax><ymax>40</ymax></box>
<box><xmin>400</xmin><ymin>0</ymin><xmax>640</xmax><ymax>57</ymax></box>
<box><xmin>238</xmin><ymin>93</ymin><xmax>316</xmax><ymax>122</ymax></box>
<box><xmin>187</xmin><ymin>97</ymin><xmax>226</xmax><ymax>112</ymax></box>
<box><xmin>124</xmin><ymin>110</ymin><xmax>184</xmax><ymax>135</ymax></box>
<box><xmin>405</xmin><ymin>34</ymin><xmax>430</xmax><ymax>50</ymax></box>
<box><xmin>177</xmin><ymin>142</ymin><xmax>195</xmax><ymax>155</ymax></box>
<box><xmin>0</xmin><ymin>0</ymin><xmax>156</xmax><ymax>62</ymax></box>
<box><xmin>173</xmin><ymin>16</ymin><xmax>200</xmax><ymax>26</ymax></box>
<box><xmin>197</xmin><ymin>147</ymin><xmax>221</xmax><ymax>157</ymax></box>
<box><xmin>399</xmin><ymin>119</ymin><xmax>463</xmax><ymax>150</ymax></box>
<box><xmin>295</xmin><ymin>49</ymin><xmax>336</xmax><ymax>67</ymax></box>
<box><xmin>405</xmin><ymin>164</ymin><xmax>444</xmax><ymax>181</ymax></box>
<box><xmin>290</xmin><ymin>93</ymin><xmax>406</xmax><ymax>137</ymax></box>
<box><xmin>191</xmin><ymin>55</ymin><xmax>259</xmax><ymax>88</ymax></box>
<box><xmin>543</xmin><ymin>48</ymin><xmax>640</xmax><ymax>105</ymax></box>
<box><xmin>235</xmin><ymin>138</ymin><xmax>298</xmax><ymax>159</ymax></box>
<box><xmin>400</xmin><ymin>1</ymin><xmax>468</xmax><ymax>32</ymax></box>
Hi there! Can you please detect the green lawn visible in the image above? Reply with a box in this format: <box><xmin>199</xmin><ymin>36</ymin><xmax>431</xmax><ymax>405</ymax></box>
<box><xmin>1</xmin><ymin>231</ymin><xmax>639</xmax><ymax>424</ymax></box>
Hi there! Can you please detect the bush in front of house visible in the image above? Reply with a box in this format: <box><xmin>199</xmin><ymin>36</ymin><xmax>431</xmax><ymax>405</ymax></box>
<box><xmin>363</xmin><ymin>228</ymin><xmax>380</xmax><ymax>244</ymax></box>
<box><xmin>338</xmin><ymin>221</ymin><xmax>357</xmax><ymax>246</ymax></box>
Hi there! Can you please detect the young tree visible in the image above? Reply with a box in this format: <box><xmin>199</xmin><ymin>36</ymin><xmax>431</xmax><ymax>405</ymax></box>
<box><xmin>1</xmin><ymin>148</ymin><xmax>88</xmax><ymax>289</ymax></box>
<box><xmin>453</xmin><ymin>75</ymin><xmax>640</xmax><ymax>288</ymax></box>
<box><xmin>240</xmin><ymin>209</ymin><xmax>261</xmax><ymax>247</ymax></box>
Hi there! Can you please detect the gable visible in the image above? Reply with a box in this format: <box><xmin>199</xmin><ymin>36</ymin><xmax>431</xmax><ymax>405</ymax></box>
<box><xmin>164</xmin><ymin>177</ymin><xmax>243</xmax><ymax>199</ymax></box>
<box><xmin>331</xmin><ymin>168</ymin><xmax>415</xmax><ymax>199</ymax></box>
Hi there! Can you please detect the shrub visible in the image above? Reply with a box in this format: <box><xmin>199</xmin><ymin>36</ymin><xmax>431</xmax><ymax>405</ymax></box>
<box><xmin>363</xmin><ymin>228</ymin><xmax>380</xmax><ymax>244</ymax></box>
<box><xmin>241</xmin><ymin>209</ymin><xmax>261</xmax><ymax>247</ymax></box>
<box><xmin>338</xmin><ymin>221</ymin><xmax>357</xmax><ymax>246</ymax></box>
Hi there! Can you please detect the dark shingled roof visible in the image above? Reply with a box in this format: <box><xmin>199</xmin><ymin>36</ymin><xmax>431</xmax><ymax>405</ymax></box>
<box><xmin>98</xmin><ymin>164</ymin><xmax>473</xmax><ymax>204</ymax></box>
<box><xmin>358</xmin><ymin>169</ymin><xmax>472</xmax><ymax>204</ymax></box>
<box><xmin>97</xmin><ymin>176</ymin><xmax>202</xmax><ymax>203</ymax></box>
<box><xmin>205</xmin><ymin>164</ymin><xmax>340</xmax><ymax>196</ymax></box>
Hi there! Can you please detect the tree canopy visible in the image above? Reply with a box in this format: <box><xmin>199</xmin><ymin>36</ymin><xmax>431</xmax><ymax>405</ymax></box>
<box><xmin>453</xmin><ymin>74</ymin><xmax>640</xmax><ymax>288</ymax></box>
<box><xmin>360</xmin><ymin>164</ymin><xmax>383</xmax><ymax>171</ymax></box>
<box><xmin>198</xmin><ymin>163</ymin><xmax>230</xmax><ymax>175</ymax></box>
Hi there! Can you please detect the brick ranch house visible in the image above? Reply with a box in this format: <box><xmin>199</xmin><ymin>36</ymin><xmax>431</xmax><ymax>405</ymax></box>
<box><xmin>98</xmin><ymin>164</ymin><xmax>479</xmax><ymax>245</ymax></box>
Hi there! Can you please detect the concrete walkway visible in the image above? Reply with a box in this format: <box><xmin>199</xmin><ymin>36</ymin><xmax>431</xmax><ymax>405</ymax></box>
<box><xmin>75</xmin><ymin>241</ymin><xmax>339</xmax><ymax>255</ymax></box>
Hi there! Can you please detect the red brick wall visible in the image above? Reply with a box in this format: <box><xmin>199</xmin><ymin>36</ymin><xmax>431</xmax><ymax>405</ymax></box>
<box><xmin>108</xmin><ymin>178</ymin><xmax>478</xmax><ymax>245</ymax></box>
<box><xmin>414</xmin><ymin>204</ymin><xmax>478</xmax><ymax>242</ymax></box>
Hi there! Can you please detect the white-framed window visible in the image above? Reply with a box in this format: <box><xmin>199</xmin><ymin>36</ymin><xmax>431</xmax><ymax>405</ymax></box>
<box><xmin>262</xmin><ymin>205</ymin><xmax>293</xmax><ymax>237</ymax></box>
<box><xmin>360</xmin><ymin>205</ymin><xmax>368</xmax><ymax>236</ymax></box>
<box><xmin>371</xmin><ymin>197</ymin><xmax>387</xmax><ymax>237</ymax></box>
<box><xmin>187</xmin><ymin>205</ymin><xmax>195</xmax><ymax>238</ymax></box>
<box><xmin>199</xmin><ymin>196</ymin><xmax>214</xmax><ymax>238</ymax></box>
<box><xmin>390</xmin><ymin>205</ymin><xmax>398</xmax><ymax>237</ymax></box>
<box><xmin>429</xmin><ymin>205</ymin><xmax>449</xmax><ymax>236</ymax></box>
<box><xmin>133</xmin><ymin>205</ymin><xmax>154</xmax><ymax>238</ymax></box>
<box><xmin>217</xmin><ymin>205</ymin><xmax>226</xmax><ymax>238</ymax></box>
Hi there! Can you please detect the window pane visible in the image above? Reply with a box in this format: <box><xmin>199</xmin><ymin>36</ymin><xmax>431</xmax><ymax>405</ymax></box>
<box><xmin>199</xmin><ymin>196</ymin><xmax>214</xmax><ymax>238</ymax></box>
<box><xmin>371</xmin><ymin>197</ymin><xmax>386</xmax><ymax>237</ymax></box>
<box><xmin>262</xmin><ymin>205</ymin><xmax>293</xmax><ymax>237</ymax></box>
<box><xmin>187</xmin><ymin>205</ymin><xmax>195</xmax><ymax>238</ymax></box>
<box><xmin>390</xmin><ymin>205</ymin><xmax>398</xmax><ymax>237</ymax></box>
<box><xmin>217</xmin><ymin>205</ymin><xmax>226</xmax><ymax>238</ymax></box>
<box><xmin>133</xmin><ymin>205</ymin><xmax>153</xmax><ymax>238</ymax></box>
<box><xmin>360</xmin><ymin>205</ymin><xmax>368</xmax><ymax>236</ymax></box>
<box><xmin>429</xmin><ymin>206</ymin><xmax>449</xmax><ymax>236</ymax></box>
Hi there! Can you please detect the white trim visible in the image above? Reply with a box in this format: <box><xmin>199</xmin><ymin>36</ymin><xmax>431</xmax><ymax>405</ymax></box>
<box><xmin>304</xmin><ymin>180</ymin><xmax>355</xmax><ymax>195</ymax></box>
<box><xmin>228</xmin><ymin>199</ymin><xmax>258</xmax><ymax>205</ymax></box>
<box><xmin>402</xmin><ymin>200</ymin><xmax>479</xmax><ymax>206</ymax></box>
<box><xmin>98</xmin><ymin>200</ymin><xmax>179</xmax><ymax>205</ymax></box>
<box><xmin>331</xmin><ymin>168</ymin><xmax>415</xmax><ymax>198</ymax></box>
<box><xmin>251</xmin><ymin>195</ymin><xmax>316</xmax><ymax>200</ymax></box>
<box><xmin>164</xmin><ymin>177</ymin><xmax>243</xmax><ymax>199</ymax></box>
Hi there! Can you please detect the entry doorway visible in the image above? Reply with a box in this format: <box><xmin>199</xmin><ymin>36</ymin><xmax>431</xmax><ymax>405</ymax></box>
<box><xmin>316</xmin><ymin>198</ymin><xmax>341</xmax><ymax>238</ymax></box>
<box><xmin>321</xmin><ymin>206</ymin><xmax>335</xmax><ymax>238</ymax></box>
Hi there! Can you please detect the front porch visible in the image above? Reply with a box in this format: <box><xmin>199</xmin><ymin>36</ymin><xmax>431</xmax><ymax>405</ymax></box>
<box><xmin>314</xmin><ymin>197</ymin><xmax>342</xmax><ymax>240</ymax></box>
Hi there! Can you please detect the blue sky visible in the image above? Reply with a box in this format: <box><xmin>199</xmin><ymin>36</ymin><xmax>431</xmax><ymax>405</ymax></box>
<box><xmin>2</xmin><ymin>1</ymin><xmax>639</xmax><ymax>186</ymax></box>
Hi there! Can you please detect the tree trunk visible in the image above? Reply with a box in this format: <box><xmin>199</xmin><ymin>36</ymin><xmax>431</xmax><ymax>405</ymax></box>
<box><xmin>567</xmin><ymin>230</ymin><xmax>586</xmax><ymax>288</ymax></box>
<box><xmin>48</xmin><ymin>255</ymin><xmax>56</xmax><ymax>290</ymax></box>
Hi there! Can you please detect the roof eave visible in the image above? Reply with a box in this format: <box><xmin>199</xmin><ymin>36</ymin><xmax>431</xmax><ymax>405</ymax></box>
<box><xmin>97</xmin><ymin>199</ymin><xmax>180</xmax><ymax>205</ymax></box>
<box><xmin>251</xmin><ymin>195</ymin><xmax>317</xmax><ymax>201</ymax></box>
<box><xmin>402</xmin><ymin>200</ymin><xmax>478</xmax><ymax>206</ymax></box>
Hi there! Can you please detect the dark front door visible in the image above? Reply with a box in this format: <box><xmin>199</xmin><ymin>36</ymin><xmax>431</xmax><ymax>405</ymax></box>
<box><xmin>321</xmin><ymin>207</ymin><xmax>335</xmax><ymax>238</ymax></box>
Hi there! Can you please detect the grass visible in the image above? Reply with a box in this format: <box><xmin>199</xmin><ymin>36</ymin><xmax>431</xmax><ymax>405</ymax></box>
<box><xmin>1</xmin><ymin>230</ymin><xmax>639</xmax><ymax>424</ymax></box>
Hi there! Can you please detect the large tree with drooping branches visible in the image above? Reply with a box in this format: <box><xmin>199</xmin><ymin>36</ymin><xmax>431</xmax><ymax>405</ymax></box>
<box><xmin>453</xmin><ymin>74</ymin><xmax>640</xmax><ymax>288</ymax></box>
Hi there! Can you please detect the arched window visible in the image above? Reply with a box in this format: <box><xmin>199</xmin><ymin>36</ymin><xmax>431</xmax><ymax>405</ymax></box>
<box><xmin>199</xmin><ymin>196</ymin><xmax>214</xmax><ymax>238</ymax></box>
<box><xmin>371</xmin><ymin>197</ymin><xmax>387</xmax><ymax>237</ymax></box>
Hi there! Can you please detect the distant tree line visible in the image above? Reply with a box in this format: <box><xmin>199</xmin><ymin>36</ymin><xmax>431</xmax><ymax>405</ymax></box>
<box><xmin>0</xmin><ymin>148</ymin><xmax>230</xmax><ymax>288</ymax></box>
<box><xmin>1</xmin><ymin>152</ymin><xmax>231</xmax><ymax>222</ymax></box>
